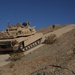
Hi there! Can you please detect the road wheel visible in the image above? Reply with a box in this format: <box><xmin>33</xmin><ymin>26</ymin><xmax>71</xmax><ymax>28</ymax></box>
<box><xmin>37</xmin><ymin>40</ymin><xmax>40</xmax><ymax>45</ymax></box>
<box><xmin>20</xmin><ymin>44</ymin><xmax>25</xmax><ymax>52</ymax></box>
<box><xmin>28</xmin><ymin>45</ymin><xmax>31</xmax><ymax>49</ymax></box>
<box><xmin>25</xmin><ymin>47</ymin><xmax>28</xmax><ymax>51</ymax></box>
<box><xmin>30</xmin><ymin>44</ymin><xmax>33</xmax><ymax>48</ymax></box>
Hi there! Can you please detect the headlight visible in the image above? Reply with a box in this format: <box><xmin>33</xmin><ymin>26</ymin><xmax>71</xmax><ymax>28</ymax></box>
<box><xmin>12</xmin><ymin>40</ymin><xmax>18</xmax><ymax>46</ymax></box>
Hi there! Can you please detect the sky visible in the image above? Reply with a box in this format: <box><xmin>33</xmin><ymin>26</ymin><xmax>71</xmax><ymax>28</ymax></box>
<box><xmin>0</xmin><ymin>0</ymin><xmax>75</xmax><ymax>31</ymax></box>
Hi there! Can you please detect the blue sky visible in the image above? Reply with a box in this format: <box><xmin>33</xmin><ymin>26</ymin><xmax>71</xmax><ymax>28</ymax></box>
<box><xmin>0</xmin><ymin>0</ymin><xmax>75</xmax><ymax>31</ymax></box>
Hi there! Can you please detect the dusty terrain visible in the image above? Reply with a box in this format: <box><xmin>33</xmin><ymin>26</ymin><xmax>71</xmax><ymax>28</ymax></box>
<box><xmin>0</xmin><ymin>25</ymin><xmax>75</xmax><ymax>75</ymax></box>
<box><xmin>37</xmin><ymin>24</ymin><xmax>63</xmax><ymax>34</ymax></box>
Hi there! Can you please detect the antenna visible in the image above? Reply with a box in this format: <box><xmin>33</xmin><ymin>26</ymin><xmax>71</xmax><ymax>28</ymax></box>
<box><xmin>7</xmin><ymin>20</ymin><xmax>10</xmax><ymax>27</ymax></box>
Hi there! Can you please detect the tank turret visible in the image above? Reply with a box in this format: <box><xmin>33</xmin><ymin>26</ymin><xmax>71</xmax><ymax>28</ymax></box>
<box><xmin>0</xmin><ymin>22</ymin><xmax>36</xmax><ymax>39</ymax></box>
<box><xmin>17</xmin><ymin>22</ymin><xmax>36</xmax><ymax>36</ymax></box>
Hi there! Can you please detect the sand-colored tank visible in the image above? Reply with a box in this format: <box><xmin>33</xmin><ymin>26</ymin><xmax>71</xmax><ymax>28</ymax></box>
<box><xmin>0</xmin><ymin>22</ymin><xmax>43</xmax><ymax>51</ymax></box>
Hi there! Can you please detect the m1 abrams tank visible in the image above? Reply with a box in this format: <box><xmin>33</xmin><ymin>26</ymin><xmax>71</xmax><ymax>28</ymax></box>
<box><xmin>0</xmin><ymin>22</ymin><xmax>43</xmax><ymax>52</ymax></box>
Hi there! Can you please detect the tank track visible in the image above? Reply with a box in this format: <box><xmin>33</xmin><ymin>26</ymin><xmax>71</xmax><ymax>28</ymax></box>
<box><xmin>20</xmin><ymin>38</ymin><xmax>42</xmax><ymax>52</ymax></box>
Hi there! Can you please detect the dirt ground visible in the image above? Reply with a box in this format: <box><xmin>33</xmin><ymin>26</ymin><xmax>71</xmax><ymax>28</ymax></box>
<box><xmin>0</xmin><ymin>26</ymin><xmax>75</xmax><ymax>75</ymax></box>
<box><xmin>37</xmin><ymin>24</ymin><xmax>63</xmax><ymax>34</ymax></box>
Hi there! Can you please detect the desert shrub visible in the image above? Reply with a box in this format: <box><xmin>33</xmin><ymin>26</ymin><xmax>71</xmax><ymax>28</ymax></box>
<box><xmin>9</xmin><ymin>51</ymin><xmax>24</xmax><ymax>61</ymax></box>
<box><xmin>44</xmin><ymin>34</ymin><xmax>57</xmax><ymax>44</ymax></box>
<box><xmin>10</xmin><ymin>62</ymin><xmax>15</xmax><ymax>68</ymax></box>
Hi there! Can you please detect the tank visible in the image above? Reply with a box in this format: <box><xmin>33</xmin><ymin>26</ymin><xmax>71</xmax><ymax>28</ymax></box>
<box><xmin>0</xmin><ymin>22</ymin><xmax>43</xmax><ymax>51</ymax></box>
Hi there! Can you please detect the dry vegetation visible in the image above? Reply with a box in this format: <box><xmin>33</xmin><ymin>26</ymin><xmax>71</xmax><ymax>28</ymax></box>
<box><xmin>9</xmin><ymin>51</ymin><xmax>24</xmax><ymax>61</ymax></box>
<box><xmin>44</xmin><ymin>34</ymin><xmax>57</xmax><ymax>44</ymax></box>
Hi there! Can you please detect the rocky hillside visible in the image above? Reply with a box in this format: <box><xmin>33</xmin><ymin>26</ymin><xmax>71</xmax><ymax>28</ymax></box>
<box><xmin>0</xmin><ymin>26</ymin><xmax>75</xmax><ymax>75</ymax></box>
<box><xmin>37</xmin><ymin>24</ymin><xmax>63</xmax><ymax>34</ymax></box>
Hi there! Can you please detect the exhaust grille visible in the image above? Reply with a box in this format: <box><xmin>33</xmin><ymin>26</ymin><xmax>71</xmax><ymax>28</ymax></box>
<box><xmin>0</xmin><ymin>41</ymin><xmax>11</xmax><ymax>49</ymax></box>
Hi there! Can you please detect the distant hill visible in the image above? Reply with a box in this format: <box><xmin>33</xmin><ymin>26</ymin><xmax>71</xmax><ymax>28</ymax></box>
<box><xmin>37</xmin><ymin>24</ymin><xmax>63</xmax><ymax>34</ymax></box>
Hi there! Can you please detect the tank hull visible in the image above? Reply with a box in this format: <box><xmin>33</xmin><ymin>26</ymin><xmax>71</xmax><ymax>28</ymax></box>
<box><xmin>0</xmin><ymin>33</ymin><xmax>43</xmax><ymax>51</ymax></box>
